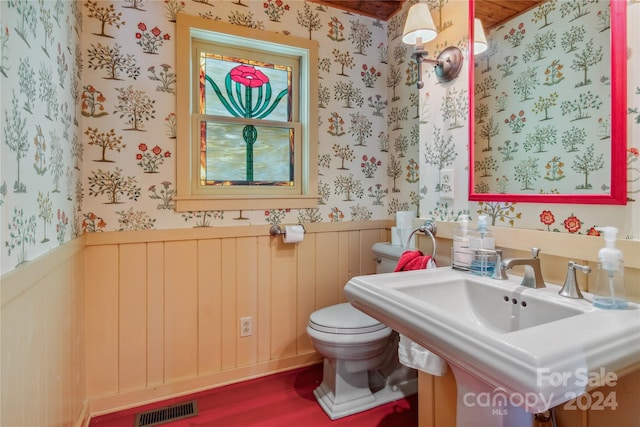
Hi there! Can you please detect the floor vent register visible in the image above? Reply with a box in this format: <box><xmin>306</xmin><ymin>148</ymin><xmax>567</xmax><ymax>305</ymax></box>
<box><xmin>134</xmin><ymin>400</ymin><xmax>198</xmax><ymax>427</ymax></box>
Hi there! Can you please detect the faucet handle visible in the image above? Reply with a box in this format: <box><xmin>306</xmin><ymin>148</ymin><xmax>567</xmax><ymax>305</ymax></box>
<box><xmin>559</xmin><ymin>261</ymin><xmax>591</xmax><ymax>299</ymax></box>
<box><xmin>531</xmin><ymin>247</ymin><xmax>541</xmax><ymax>259</ymax></box>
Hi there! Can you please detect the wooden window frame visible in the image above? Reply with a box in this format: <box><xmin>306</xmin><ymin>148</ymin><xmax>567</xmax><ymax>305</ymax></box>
<box><xmin>175</xmin><ymin>15</ymin><xmax>319</xmax><ymax>212</ymax></box>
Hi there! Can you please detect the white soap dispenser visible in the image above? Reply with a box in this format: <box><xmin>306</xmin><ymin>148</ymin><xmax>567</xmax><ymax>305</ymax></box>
<box><xmin>592</xmin><ymin>226</ymin><xmax>627</xmax><ymax>309</ymax></box>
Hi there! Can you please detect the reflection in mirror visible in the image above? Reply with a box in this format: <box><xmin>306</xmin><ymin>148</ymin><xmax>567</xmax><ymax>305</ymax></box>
<box><xmin>469</xmin><ymin>0</ymin><xmax>626</xmax><ymax>204</ymax></box>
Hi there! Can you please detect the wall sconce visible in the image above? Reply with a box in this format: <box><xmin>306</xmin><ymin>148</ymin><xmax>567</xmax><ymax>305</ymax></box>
<box><xmin>402</xmin><ymin>2</ymin><xmax>463</xmax><ymax>88</ymax></box>
<box><xmin>474</xmin><ymin>18</ymin><xmax>488</xmax><ymax>55</ymax></box>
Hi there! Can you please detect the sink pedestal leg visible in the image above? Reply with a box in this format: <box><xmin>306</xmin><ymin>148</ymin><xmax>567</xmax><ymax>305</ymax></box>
<box><xmin>450</xmin><ymin>365</ymin><xmax>534</xmax><ymax>427</ymax></box>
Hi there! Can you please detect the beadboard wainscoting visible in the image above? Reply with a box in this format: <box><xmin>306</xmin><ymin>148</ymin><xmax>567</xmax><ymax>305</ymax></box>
<box><xmin>1</xmin><ymin>237</ymin><xmax>87</xmax><ymax>427</ymax></box>
<box><xmin>83</xmin><ymin>221</ymin><xmax>390</xmax><ymax>416</ymax></box>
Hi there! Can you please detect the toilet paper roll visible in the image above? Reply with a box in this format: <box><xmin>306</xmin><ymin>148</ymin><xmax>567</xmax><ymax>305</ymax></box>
<box><xmin>282</xmin><ymin>225</ymin><xmax>305</xmax><ymax>243</ymax></box>
<box><xmin>395</xmin><ymin>210</ymin><xmax>417</xmax><ymax>230</ymax></box>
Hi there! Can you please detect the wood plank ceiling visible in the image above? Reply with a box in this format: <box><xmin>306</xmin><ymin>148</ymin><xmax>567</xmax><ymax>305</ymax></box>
<box><xmin>309</xmin><ymin>0</ymin><xmax>405</xmax><ymax>21</ymax></box>
<box><xmin>309</xmin><ymin>0</ymin><xmax>544</xmax><ymax>30</ymax></box>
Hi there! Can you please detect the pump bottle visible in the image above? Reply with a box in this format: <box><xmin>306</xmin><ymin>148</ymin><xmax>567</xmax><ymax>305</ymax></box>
<box><xmin>468</xmin><ymin>215</ymin><xmax>495</xmax><ymax>276</ymax></box>
<box><xmin>452</xmin><ymin>214</ymin><xmax>473</xmax><ymax>270</ymax></box>
<box><xmin>592</xmin><ymin>226</ymin><xmax>627</xmax><ymax>309</ymax></box>
<box><xmin>468</xmin><ymin>215</ymin><xmax>495</xmax><ymax>250</ymax></box>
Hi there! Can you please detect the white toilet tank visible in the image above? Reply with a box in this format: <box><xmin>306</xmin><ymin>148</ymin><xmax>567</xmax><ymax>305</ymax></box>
<box><xmin>372</xmin><ymin>243</ymin><xmax>406</xmax><ymax>274</ymax></box>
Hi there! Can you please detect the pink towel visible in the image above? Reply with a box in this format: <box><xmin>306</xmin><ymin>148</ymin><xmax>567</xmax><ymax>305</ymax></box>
<box><xmin>394</xmin><ymin>250</ymin><xmax>433</xmax><ymax>272</ymax></box>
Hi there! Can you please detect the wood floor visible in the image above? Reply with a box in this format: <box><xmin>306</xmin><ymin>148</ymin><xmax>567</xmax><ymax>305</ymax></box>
<box><xmin>89</xmin><ymin>364</ymin><xmax>419</xmax><ymax>427</ymax></box>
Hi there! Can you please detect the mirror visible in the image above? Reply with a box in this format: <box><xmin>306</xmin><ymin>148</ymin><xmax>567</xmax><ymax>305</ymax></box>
<box><xmin>469</xmin><ymin>0</ymin><xmax>627</xmax><ymax>204</ymax></box>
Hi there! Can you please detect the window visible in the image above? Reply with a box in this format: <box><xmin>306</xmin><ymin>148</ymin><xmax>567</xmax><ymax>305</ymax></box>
<box><xmin>175</xmin><ymin>15</ymin><xmax>318</xmax><ymax>211</ymax></box>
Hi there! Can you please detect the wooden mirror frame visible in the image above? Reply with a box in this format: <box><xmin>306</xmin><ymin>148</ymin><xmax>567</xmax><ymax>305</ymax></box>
<box><xmin>468</xmin><ymin>0</ymin><xmax>627</xmax><ymax>205</ymax></box>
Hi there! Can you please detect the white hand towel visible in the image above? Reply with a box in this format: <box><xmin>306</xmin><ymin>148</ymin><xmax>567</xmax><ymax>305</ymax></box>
<box><xmin>398</xmin><ymin>333</ymin><xmax>447</xmax><ymax>376</ymax></box>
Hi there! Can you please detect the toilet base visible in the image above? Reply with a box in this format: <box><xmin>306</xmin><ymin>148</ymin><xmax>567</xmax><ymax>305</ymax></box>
<box><xmin>313</xmin><ymin>358</ymin><xmax>418</xmax><ymax>420</ymax></box>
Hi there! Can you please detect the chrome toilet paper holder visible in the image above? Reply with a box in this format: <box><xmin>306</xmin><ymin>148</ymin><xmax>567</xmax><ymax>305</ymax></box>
<box><xmin>269</xmin><ymin>224</ymin><xmax>306</xmax><ymax>237</ymax></box>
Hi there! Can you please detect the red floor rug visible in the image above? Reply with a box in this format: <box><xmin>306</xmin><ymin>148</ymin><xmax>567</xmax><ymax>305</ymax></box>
<box><xmin>90</xmin><ymin>364</ymin><xmax>418</xmax><ymax>427</ymax></box>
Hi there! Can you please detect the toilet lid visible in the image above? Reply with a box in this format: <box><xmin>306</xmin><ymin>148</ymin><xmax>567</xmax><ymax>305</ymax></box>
<box><xmin>308</xmin><ymin>303</ymin><xmax>387</xmax><ymax>334</ymax></box>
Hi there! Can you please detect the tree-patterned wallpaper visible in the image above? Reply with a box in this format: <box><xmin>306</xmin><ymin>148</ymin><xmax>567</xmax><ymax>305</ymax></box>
<box><xmin>1</xmin><ymin>0</ymin><xmax>639</xmax><ymax>275</ymax></box>
<box><xmin>1</xmin><ymin>0</ymin><xmax>423</xmax><ymax>272</ymax></box>
<box><xmin>1</xmin><ymin>0</ymin><xmax>82</xmax><ymax>271</ymax></box>
<box><xmin>78</xmin><ymin>0</ymin><xmax>420</xmax><ymax>230</ymax></box>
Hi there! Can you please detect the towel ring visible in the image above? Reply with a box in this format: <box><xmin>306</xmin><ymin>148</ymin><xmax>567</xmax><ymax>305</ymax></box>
<box><xmin>406</xmin><ymin>220</ymin><xmax>437</xmax><ymax>259</ymax></box>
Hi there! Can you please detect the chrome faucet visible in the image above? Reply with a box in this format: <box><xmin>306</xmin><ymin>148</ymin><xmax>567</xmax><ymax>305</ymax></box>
<box><xmin>558</xmin><ymin>261</ymin><xmax>591</xmax><ymax>299</ymax></box>
<box><xmin>500</xmin><ymin>248</ymin><xmax>545</xmax><ymax>289</ymax></box>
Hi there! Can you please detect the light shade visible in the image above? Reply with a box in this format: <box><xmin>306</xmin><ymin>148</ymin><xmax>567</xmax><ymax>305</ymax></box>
<box><xmin>474</xmin><ymin>18</ymin><xmax>488</xmax><ymax>55</ymax></box>
<box><xmin>402</xmin><ymin>3</ymin><xmax>437</xmax><ymax>45</ymax></box>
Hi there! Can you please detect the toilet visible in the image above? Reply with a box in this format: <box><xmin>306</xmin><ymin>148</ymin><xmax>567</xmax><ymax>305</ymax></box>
<box><xmin>306</xmin><ymin>243</ymin><xmax>417</xmax><ymax>420</ymax></box>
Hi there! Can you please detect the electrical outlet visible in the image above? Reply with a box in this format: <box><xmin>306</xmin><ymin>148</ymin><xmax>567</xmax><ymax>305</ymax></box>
<box><xmin>240</xmin><ymin>316</ymin><xmax>252</xmax><ymax>337</ymax></box>
<box><xmin>439</xmin><ymin>169</ymin><xmax>454</xmax><ymax>199</ymax></box>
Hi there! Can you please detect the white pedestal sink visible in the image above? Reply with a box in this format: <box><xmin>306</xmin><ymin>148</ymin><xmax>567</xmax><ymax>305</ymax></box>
<box><xmin>344</xmin><ymin>267</ymin><xmax>640</xmax><ymax>427</ymax></box>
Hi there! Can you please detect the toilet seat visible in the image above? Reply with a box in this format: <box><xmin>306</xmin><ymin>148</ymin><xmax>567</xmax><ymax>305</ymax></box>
<box><xmin>308</xmin><ymin>303</ymin><xmax>386</xmax><ymax>334</ymax></box>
